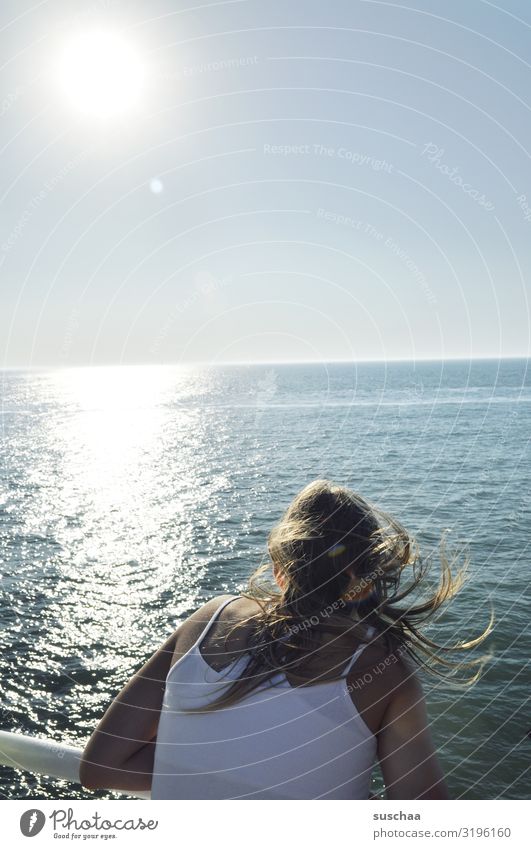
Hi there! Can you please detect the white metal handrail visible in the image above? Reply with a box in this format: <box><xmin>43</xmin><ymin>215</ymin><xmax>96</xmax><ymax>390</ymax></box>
<box><xmin>0</xmin><ymin>731</ymin><xmax>150</xmax><ymax>799</ymax></box>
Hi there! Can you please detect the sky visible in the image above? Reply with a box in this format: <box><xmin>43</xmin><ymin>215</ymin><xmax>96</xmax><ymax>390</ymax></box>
<box><xmin>1</xmin><ymin>0</ymin><xmax>530</xmax><ymax>367</ymax></box>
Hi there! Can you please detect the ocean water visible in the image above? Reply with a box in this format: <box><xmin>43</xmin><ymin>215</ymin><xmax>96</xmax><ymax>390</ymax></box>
<box><xmin>0</xmin><ymin>358</ymin><xmax>529</xmax><ymax>800</ymax></box>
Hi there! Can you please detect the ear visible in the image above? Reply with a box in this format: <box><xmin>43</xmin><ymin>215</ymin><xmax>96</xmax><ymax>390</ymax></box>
<box><xmin>343</xmin><ymin>570</ymin><xmax>374</xmax><ymax>601</ymax></box>
<box><xmin>272</xmin><ymin>562</ymin><xmax>286</xmax><ymax>590</ymax></box>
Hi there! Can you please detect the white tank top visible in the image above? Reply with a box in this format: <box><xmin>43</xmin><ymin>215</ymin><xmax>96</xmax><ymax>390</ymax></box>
<box><xmin>151</xmin><ymin>596</ymin><xmax>377</xmax><ymax>799</ymax></box>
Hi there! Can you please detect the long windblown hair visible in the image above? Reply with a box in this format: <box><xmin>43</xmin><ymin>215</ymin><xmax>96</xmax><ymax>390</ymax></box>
<box><xmin>193</xmin><ymin>479</ymin><xmax>493</xmax><ymax>711</ymax></box>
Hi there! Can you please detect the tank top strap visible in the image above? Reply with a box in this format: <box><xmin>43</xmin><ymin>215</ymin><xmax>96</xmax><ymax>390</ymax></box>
<box><xmin>191</xmin><ymin>595</ymin><xmax>241</xmax><ymax>650</ymax></box>
<box><xmin>342</xmin><ymin>624</ymin><xmax>376</xmax><ymax>676</ymax></box>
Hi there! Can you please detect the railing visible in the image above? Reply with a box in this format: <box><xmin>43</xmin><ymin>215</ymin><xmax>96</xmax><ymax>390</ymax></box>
<box><xmin>0</xmin><ymin>731</ymin><xmax>149</xmax><ymax>799</ymax></box>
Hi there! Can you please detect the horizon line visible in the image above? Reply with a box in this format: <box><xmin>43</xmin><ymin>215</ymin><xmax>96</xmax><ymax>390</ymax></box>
<box><xmin>1</xmin><ymin>354</ymin><xmax>530</xmax><ymax>370</ymax></box>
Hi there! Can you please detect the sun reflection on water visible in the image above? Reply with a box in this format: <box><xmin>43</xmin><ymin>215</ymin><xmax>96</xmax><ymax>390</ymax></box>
<box><xmin>33</xmin><ymin>366</ymin><xmax>212</xmax><ymax>659</ymax></box>
<box><xmin>50</xmin><ymin>366</ymin><xmax>175</xmax><ymax>501</ymax></box>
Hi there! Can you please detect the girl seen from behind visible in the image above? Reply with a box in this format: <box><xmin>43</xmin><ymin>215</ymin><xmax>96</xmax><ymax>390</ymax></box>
<box><xmin>80</xmin><ymin>479</ymin><xmax>492</xmax><ymax>799</ymax></box>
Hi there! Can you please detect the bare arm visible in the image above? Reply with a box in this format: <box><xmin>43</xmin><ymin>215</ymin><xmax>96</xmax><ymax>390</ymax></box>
<box><xmin>79</xmin><ymin>628</ymin><xmax>178</xmax><ymax>792</ymax></box>
<box><xmin>79</xmin><ymin>596</ymin><xmax>228</xmax><ymax>792</ymax></box>
<box><xmin>377</xmin><ymin>665</ymin><xmax>449</xmax><ymax>800</ymax></box>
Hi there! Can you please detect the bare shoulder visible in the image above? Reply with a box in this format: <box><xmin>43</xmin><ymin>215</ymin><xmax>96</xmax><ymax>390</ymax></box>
<box><xmin>345</xmin><ymin>634</ymin><xmax>416</xmax><ymax>688</ymax></box>
<box><xmin>379</xmin><ymin>649</ymin><xmax>425</xmax><ymax>710</ymax></box>
<box><xmin>169</xmin><ymin>594</ymin><xmax>235</xmax><ymax>663</ymax></box>
<box><xmin>179</xmin><ymin>593</ymin><xmax>235</xmax><ymax>634</ymax></box>
<box><xmin>344</xmin><ymin>636</ymin><xmax>422</xmax><ymax>737</ymax></box>
<box><xmin>389</xmin><ymin>653</ymin><xmax>425</xmax><ymax>701</ymax></box>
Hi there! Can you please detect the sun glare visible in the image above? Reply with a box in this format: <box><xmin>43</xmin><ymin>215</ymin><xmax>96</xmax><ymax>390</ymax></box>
<box><xmin>55</xmin><ymin>30</ymin><xmax>146</xmax><ymax>118</ymax></box>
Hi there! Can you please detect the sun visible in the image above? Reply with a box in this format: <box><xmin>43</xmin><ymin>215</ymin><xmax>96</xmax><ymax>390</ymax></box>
<box><xmin>55</xmin><ymin>30</ymin><xmax>146</xmax><ymax>119</ymax></box>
